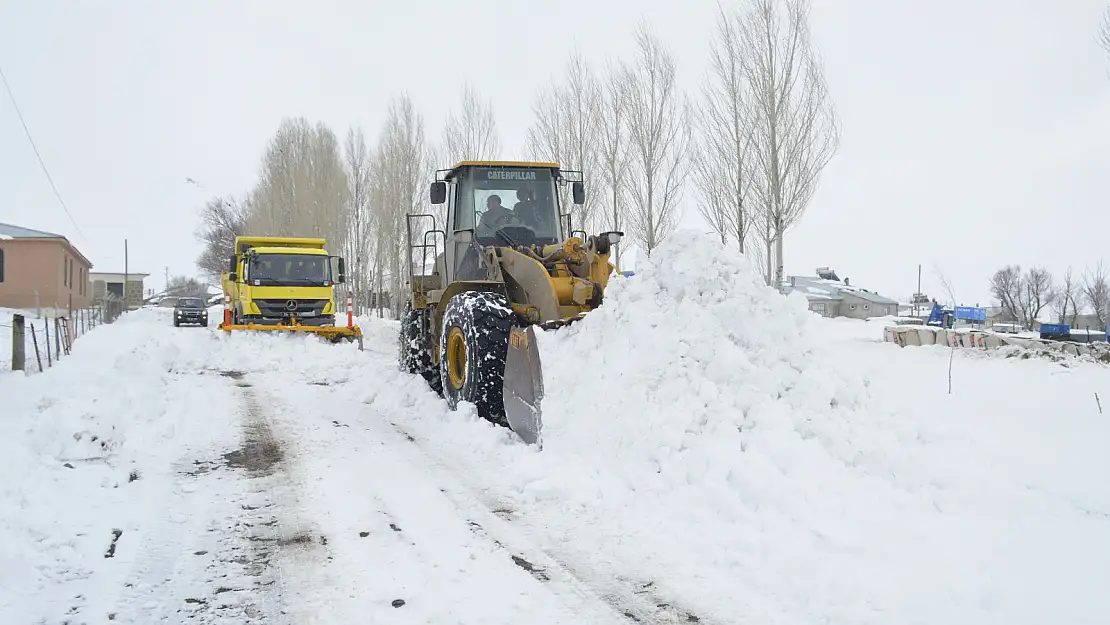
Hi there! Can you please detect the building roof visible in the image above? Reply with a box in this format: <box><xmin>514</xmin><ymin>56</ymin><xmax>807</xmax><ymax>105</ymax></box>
<box><xmin>0</xmin><ymin>221</ymin><xmax>66</xmax><ymax>239</ymax></box>
<box><xmin>841</xmin><ymin>289</ymin><xmax>899</xmax><ymax>306</ymax></box>
<box><xmin>0</xmin><ymin>221</ymin><xmax>92</xmax><ymax>267</ymax></box>
<box><xmin>785</xmin><ymin>273</ymin><xmax>898</xmax><ymax>305</ymax></box>
<box><xmin>89</xmin><ymin>272</ymin><xmax>151</xmax><ymax>280</ymax></box>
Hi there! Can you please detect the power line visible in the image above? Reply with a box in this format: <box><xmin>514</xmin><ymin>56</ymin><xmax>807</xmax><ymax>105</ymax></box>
<box><xmin>0</xmin><ymin>62</ymin><xmax>86</xmax><ymax>241</ymax></box>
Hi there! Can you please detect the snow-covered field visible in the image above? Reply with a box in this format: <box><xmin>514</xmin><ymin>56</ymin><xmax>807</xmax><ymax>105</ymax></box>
<box><xmin>3</xmin><ymin>233</ymin><xmax>1109</xmax><ymax>624</ymax></box>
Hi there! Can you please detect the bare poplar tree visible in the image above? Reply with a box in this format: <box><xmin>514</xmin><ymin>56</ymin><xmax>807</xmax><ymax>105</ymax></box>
<box><xmin>247</xmin><ymin>117</ymin><xmax>350</xmax><ymax>251</ymax></box>
<box><xmin>738</xmin><ymin>0</ymin><xmax>840</xmax><ymax>286</ymax></box>
<box><xmin>345</xmin><ymin>125</ymin><xmax>373</xmax><ymax>314</ymax></box>
<box><xmin>1053</xmin><ymin>267</ymin><xmax>1081</xmax><ymax>325</ymax></box>
<box><xmin>442</xmin><ymin>83</ymin><xmax>500</xmax><ymax>164</ymax></box>
<box><xmin>195</xmin><ymin>195</ymin><xmax>249</xmax><ymax>279</ymax></box>
<box><xmin>694</xmin><ymin>5</ymin><xmax>758</xmax><ymax>255</ymax></box>
<box><xmin>989</xmin><ymin>265</ymin><xmax>1024</xmax><ymax>325</ymax></box>
<box><xmin>594</xmin><ymin>61</ymin><xmax>632</xmax><ymax>268</ymax></box>
<box><xmin>622</xmin><ymin>23</ymin><xmax>692</xmax><ymax>255</ymax></box>
<box><xmin>526</xmin><ymin>50</ymin><xmax>603</xmax><ymax>232</ymax></box>
<box><xmin>370</xmin><ymin>94</ymin><xmax>430</xmax><ymax>318</ymax></box>
<box><xmin>437</xmin><ymin>84</ymin><xmax>499</xmax><ymax>230</ymax></box>
<box><xmin>1022</xmin><ymin>267</ymin><xmax>1056</xmax><ymax>328</ymax></box>
<box><xmin>1083</xmin><ymin>261</ymin><xmax>1110</xmax><ymax>325</ymax></box>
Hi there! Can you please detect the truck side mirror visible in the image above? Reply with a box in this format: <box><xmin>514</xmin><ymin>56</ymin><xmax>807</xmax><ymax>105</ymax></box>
<box><xmin>228</xmin><ymin>255</ymin><xmax>237</xmax><ymax>272</ymax></box>
<box><xmin>337</xmin><ymin>257</ymin><xmax>346</xmax><ymax>284</ymax></box>
<box><xmin>572</xmin><ymin>181</ymin><xmax>585</xmax><ymax>205</ymax></box>
<box><xmin>430</xmin><ymin>181</ymin><xmax>447</xmax><ymax>205</ymax></box>
<box><xmin>228</xmin><ymin>272</ymin><xmax>238</xmax><ymax>282</ymax></box>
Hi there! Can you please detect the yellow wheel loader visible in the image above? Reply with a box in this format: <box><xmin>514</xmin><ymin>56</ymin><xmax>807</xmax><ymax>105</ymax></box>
<box><xmin>399</xmin><ymin>161</ymin><xmax>623</xmax><ymax>446</ymax></box>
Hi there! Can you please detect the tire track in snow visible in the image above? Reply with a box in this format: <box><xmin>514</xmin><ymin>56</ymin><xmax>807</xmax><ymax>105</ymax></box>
<box><xmin>386</xmin><ymin>421</ymin><xmax>709</xmax><ymax>625</ymax></box>
<box><xmin>104</xmin><ymin>370</ymin><xmax>278</xmax><ymax>624</ymax></box>
<box><xmin>211</xmin><ymin>370</ymin><xmax>330</xmax><ymax>625</ymax></box>
<box><xmin>106</xmin><ymin>369</ymin><xmax>327</xmax><ymax>624</ymax></box>
<box><xmin>248</xmin><ymin>374</ymin><xmax>631</xmax><ymax>624</ymax></box>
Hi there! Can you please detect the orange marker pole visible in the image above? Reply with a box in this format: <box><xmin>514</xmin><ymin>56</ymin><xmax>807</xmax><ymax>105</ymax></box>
<box><xmin>346</xmin><ymin>292</ymin><xmax>354</xmax><ymax>329</ymax></box>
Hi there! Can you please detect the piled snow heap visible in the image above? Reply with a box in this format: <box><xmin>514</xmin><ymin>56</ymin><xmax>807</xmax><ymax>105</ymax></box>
<box><xmin>490</xmin><ymin>230</ymin><xmax>1106</xmax><ymax>623</ymax></box>
<box><xmin>535</xmin><ymin>230</ymin><xmax>864</xmax><ymax>474</ymax></box>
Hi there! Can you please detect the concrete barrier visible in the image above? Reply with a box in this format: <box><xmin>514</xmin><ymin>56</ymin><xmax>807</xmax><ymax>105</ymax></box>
<box><xmin>882</xmin><ymin>323</ymin><xmax>1109</xmax><ymax>363</ymax></box>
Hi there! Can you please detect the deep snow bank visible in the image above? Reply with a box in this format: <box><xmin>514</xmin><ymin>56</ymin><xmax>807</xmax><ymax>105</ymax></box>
<box><xmin>393</xmin><ymin>231</ymin><xmax>1110</xmax><ymax>624</ymax></box>
<box><xmin>537</xmin><ymin>230</ymin><xmax>838</xmax><ymax>462</ymax></box>
<box><xmin>0</xmin><ymin>308</ymin><xmax>242</xmax><ymax>621</ymax></box>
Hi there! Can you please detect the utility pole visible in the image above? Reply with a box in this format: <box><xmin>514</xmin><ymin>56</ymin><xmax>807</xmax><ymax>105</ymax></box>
<box><xmin>124</xmin><ymin>239</ymin><xmax>129</xmax><ymax>312</ymax></box>
<box><xmin>165</xmin><ymin>266</ymin><xmax>169</xmax><ymax>292</ymax></box>
<box><xmin>915</xmin><ymin>264</ymin><xmax>922</xmax><ymax>317</ymax></box>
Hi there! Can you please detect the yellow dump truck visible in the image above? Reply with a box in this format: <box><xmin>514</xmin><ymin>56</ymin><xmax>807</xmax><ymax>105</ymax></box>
<box><xmin>219</xmin><ymin>235</ymin><xmax>362</xmax><ymax>347</ymax></box>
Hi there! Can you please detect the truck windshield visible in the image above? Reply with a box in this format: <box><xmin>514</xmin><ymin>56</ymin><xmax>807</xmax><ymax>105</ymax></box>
<box><xmin>249</xmin><ymin>254</ymin><xmax>331</xmax><ymax>286</ymax></box>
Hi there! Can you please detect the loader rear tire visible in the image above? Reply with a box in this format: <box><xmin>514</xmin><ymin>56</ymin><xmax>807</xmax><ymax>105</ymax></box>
<box><xmin>440</xmin><ymin>291</ymin><xmax>513</xmax><ymax>427</ymax></box>
<box><xmin>399</xmin><ymin>303</ymin><xmax>442</xmax><ymax>395</ymax></box>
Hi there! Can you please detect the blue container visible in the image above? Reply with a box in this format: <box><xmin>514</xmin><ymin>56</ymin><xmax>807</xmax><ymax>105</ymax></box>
<box><xmin>1040</xmin><ymin>323</ymin><xmax>1071</xmax><ymax>335</ymax></box>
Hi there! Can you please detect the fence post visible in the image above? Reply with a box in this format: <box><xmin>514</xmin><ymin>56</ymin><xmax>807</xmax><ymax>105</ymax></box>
<box><xmin>44</xmin><ymin>319</ymin><xmax>52</xmax><ymax>367</ymax></box>
<box><xmin>30</xmin><ymin>324</ymin><xmax>42</xmax><ymax>372</ymax></box>
<box><xmin>12</xmin><ymin>314</ymin><xmax>25</xmax><ymax>372</ymax></box>
<box><xmin>54</xmin><ymin>318</ymin><xmax>62</xmax><ymax>359</ymax></box>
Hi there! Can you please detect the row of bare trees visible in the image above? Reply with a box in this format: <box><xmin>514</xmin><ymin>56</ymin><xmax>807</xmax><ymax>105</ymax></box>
<box><xmin>194</xmin><ymin>0</ymin><xmax>840</xmax><ymax>314</ymax></box>
<box><xmin>195</xmin><ymin>97</ymin><xmax>435</xmax><ymax>318</ymax></box>
<box><xmin>525</xmin><ymin>0</ymin><xmax>839</xmax><ymax>283</ymax></box>
<box><xmin>989</xmin><ymin>263</ymin><xmax>1110</xmax><ymax>330</ymax></box>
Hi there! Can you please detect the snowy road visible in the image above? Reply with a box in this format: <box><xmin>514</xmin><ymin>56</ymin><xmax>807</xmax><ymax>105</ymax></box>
<box><xmin>6</xmin><ymin>235</ymin><xmax>1110</xmax><ymax>624</ymax></box>
<box><xmin>5</xmin><ymin>314</ymin><xmax>663</xmax><ymax>624</ymax></box>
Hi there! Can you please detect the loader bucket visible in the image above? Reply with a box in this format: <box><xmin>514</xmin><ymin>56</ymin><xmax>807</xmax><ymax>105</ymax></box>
<box><xmin>503</xmin><ymin>325</ymin><xmax>544</xmax><ymax>447</ymax></box>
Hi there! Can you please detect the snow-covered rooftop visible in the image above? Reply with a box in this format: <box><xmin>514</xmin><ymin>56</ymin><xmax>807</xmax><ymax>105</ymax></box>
<box><xmin>0</xmin><ymin>222</ymin><xmax>65</xmax><ymax>239</ymax></box>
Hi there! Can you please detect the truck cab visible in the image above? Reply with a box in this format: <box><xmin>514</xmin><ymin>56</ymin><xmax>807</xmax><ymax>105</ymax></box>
<box><xmin>223</xmin><ymin>236</ymin><xmax>346</xmax><ymax>326</ymax></box>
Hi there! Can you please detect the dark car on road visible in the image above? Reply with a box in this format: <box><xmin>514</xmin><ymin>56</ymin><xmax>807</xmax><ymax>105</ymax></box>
<box><xmin>173</xmin><ymin>297</ymin><xmax>209</xmax><ymax>327</ymax></box>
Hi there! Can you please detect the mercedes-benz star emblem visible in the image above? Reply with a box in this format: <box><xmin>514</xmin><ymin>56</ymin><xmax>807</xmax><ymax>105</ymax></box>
<box><xmin>285</xmin><ymin>300</ymin><xmax>298</xmax><ymax>311</ymax></box>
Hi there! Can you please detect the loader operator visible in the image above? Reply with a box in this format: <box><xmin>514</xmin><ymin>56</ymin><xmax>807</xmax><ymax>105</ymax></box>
<box><xmin>477</xmin><ymin>194</ymin><xmax>525</xmax><ymax>237</ymax></box>
<box><xmin>513</xmin><ymin>187</ymin><xmax>543</xmax><ymax>230</ymax></box>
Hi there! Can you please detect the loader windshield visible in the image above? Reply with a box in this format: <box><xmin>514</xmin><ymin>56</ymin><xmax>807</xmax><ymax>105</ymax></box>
<box><xmin>454</xmin><ymin>166</ymin><xmax>561</xmax><ymax>246</ymax></box>
<box><xmin>247</xmin><ymin>254</ymin><xmax>332</xmax><ymax>286</ymax></box>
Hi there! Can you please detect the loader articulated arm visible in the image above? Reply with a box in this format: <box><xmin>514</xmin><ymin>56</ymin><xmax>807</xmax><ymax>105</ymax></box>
<box><xmin>496</xmin><ymin>231</ymin><xmax>622</xmax><ymax>326</ymax></box>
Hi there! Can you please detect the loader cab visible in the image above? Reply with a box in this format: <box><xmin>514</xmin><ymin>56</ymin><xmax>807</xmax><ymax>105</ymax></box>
<box><xmin>430</xmin><ymin>161</ymin><xmax>584</xmax><ymax>283</ymax></box>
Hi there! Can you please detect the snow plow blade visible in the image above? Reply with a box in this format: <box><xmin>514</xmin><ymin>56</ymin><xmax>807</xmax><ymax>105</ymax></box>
<box><xmin>503</xmin><ymin>325</ymin><xmax>544</xmax><ymax>447</ymax></box>
<box><xmin>218</xmin><ymin>322</ymin><xmax>364</xmax><ymax>350</ymax></box>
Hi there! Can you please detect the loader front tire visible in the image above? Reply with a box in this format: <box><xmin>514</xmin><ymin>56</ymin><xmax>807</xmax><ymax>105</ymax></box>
<box><xmin>399</xmin><ymin>303</ymin><xmax>442</xmax><ymax>395</ymax></box>
<box><xmin>440</xmin><ymin>291</ymin><xmax>513</xmax><ymax>427</ymax></box>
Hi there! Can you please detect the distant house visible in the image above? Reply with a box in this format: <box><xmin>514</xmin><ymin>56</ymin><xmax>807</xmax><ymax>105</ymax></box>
<box><xmin>0</xmin><ymin>221</ymin><xmax>93</xmax><ymax>312</ymax></box>
<box><xmin>783</xmin><ymin>267</ymin><xmax>899</xmax><ymax>319</ymax></box>
<box><xmin>89</xmin><ymin>272</ymin><xmax>150</xmax><ymax>311</ymax></box>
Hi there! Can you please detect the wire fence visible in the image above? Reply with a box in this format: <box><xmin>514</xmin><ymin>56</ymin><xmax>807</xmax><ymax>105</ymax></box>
<box><xmin>3</xmin><ymin>294</ymin><xmax>126</xmax><ymax>375</ymax></box>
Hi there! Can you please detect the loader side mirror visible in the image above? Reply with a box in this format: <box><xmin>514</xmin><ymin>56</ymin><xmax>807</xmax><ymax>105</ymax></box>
<box><xmin>336</xmin><ymin>257</ymin><xmax>346</xmax><ymax>284</ymax></box>
<box><xmin>572</xmin><ymin>181</ymin><xmax>585</xmax><ymax>205</ymax></box>
<box><xmin>228</xmin><ymin>272</ymin><xmax>238</xmax><ymax>282</ymax></box>
<box><xmin>430</xmin><ymin>181</ymin><xmax>447</xmax><ymax>205</ymax></box>
<box><xmin>596</xmin><ymin>231</ymin><xmax>624</xmax><ymax>255</ymax></box>
<box><xmin>228</xmin><ymin>255</ymin><xmax>237</xmax><ymax>273</ymax></box>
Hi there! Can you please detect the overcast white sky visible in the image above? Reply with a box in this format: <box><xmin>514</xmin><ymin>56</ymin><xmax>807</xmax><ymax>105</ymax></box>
<box><xmin>2</xmin><ymin>0</ymin><xmax>1108</xmax><ymax>305</ymax></box>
